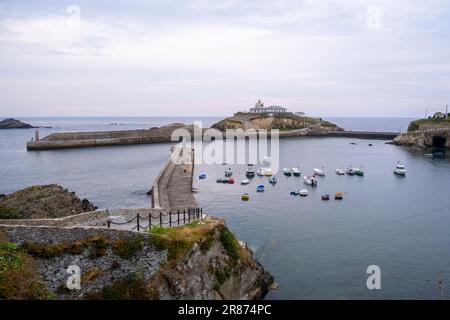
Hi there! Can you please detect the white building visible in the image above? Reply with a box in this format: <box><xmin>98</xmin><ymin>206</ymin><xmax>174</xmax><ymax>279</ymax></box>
<box><xmin>249</xmin><ymin>99</ymin><xmax>289</xmax><ymax>114</ymax></box>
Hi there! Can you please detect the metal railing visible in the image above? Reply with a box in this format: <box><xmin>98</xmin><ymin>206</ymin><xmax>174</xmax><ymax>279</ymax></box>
<box><xmin>107</xmin><ymin>207</ymin><xmax>203</xmax><ymax>232</ymax></box>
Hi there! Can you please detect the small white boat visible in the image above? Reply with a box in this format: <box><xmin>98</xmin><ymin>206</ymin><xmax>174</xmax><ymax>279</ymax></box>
<box><xmin>246</xmin><ymin>164</ymin><xmax>255</xmax><ymax>178</ymax></box>
<box><xmin>292</xmin><ymin>167</ymin><xmax>301</xmax><ymax>176</ymax></box>
<box><xmin>313</xmin><ymin>167</ymin><xmax>325</xmax><ymax>176</ymax></box>
<box><xmin>299</xmin><ymin>189</ymin><xmax>308</xmax><ymax>196</ymax></box>
<box><xmin>303</xmin><ymin>176</ymin><xmax>318</xmax><ymax>186</ymax></box>
<box><xmin>262</xmin><ymin>156</ymin><xmax>271</xmax><ymax>165</ymax></box>
<box><xmin>283</xmin><ymin>168</ymin><xmax>292</xmax><ymax>176</ymax></box>
<box><xmin>256</xmin><ymin>168</ymin><xmax>265</xmax><ymax>176</ymax></box>
<box><xmin>264</xmin><ymin>168</ymin><xmax>273</xmax><ymax>176</ymax></box>
<box><xmin>240</xmin><ymin>179</ymin><xmax>250</xmax><ymax>185</ymax></box>
<box><xmin>225</xmin><ymin>168</ymin><xmax>232</xmax><ymax>177</ymax></box>
<box><xmin>394</xmin><ymin>162</ymin><xmax>406</xmax><ymax>176</ymax></box>
<box><xmin>269</xmin><ymin>176</ymin><xmax>277</xmax><ymax>184</ymax></box>
<box><xmin>335</xmin><ymin>169</ymin><xmax>345</xmax><ymax>175</ymax></box>
<box><xmin>345</xmin><ymin>167</ymin><xmax>355</xmax><ymax>176</ymax></box>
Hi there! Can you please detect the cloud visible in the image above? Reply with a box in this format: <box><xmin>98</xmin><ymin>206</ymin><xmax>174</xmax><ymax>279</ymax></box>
<box><xmin>0</xmin><ymin>0</ymin><xmax>449</xmax><ymax>117</ymax></box>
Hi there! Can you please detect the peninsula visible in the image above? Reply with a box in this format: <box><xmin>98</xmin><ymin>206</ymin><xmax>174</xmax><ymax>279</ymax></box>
<box><xmin>392</xmin><ymin>111</ymin><xmax>449</xmax><ymax>150</ymax></box>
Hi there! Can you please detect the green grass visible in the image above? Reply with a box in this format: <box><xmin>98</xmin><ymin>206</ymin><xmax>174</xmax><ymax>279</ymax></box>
<box><xmin>408</xmin><ymin>118</ymin><xmax>450</xmax><ymax>132</ymax></box>
<box><xmin>112</xmin><ymin>237</ymin><xmax>144</xmax><ymax>259</ymax></box>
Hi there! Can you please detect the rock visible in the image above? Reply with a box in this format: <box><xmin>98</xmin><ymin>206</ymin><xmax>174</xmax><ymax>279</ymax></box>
<box><xmin>211</xmin><ymin>113</ymin><xmax>343</xmax><ymax>132</ymax></box>
<box><xmin>0</xmin><ymin>184</ymin><xmax>97</xmax><ymax>219</ymax></box>
<box><xmin>0</xmin><ymin>118</ymin><xmax>35</xmax><ymax>129</ymax></box>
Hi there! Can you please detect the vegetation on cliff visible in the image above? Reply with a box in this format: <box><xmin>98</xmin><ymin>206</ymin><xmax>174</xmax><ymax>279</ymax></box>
<box><xmin>407</xmin><ymin>117</ymin><xmax>450</xmax><ymax>132</ymax></box>
<box><xmin>0</xmin><ymin>234</ymin><xmax>49</xmax><ymax>299</ymax></box>
<box><xmin>0</xmin><ymin>184</ymin><xmax>96</xmax><ymax>219</ymax></box>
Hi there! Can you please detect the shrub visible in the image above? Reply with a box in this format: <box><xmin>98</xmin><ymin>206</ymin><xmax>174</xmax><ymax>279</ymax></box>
<box><xmin>219</xmin><ymin>228</ymin><xmax>239</xmax><ymax>264</ymax></box>
<box><xmin>112</xmin><ymin>237</ymin><xmax>144</xmax><ymax>259</ymax></box>
<box><xmin>0</xmin><ymin>242</ymin><xmax>48</xmax><ymax>299</ymax></box>
<box><xmin>86</xmin><ymin>273</ymin><xmax>149</xmax><ymax>300</ymax></box>
<box><xmin>0</xmin><ymin>206</ymin><xmax>21</xmax><ymax>219</ymax></box>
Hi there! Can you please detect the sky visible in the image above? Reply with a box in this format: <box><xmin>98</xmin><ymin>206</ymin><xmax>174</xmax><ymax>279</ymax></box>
<box><xmin>0</xmin><ymin>0</ymin><xmax>449</xmax><ymax>117</ymax></box>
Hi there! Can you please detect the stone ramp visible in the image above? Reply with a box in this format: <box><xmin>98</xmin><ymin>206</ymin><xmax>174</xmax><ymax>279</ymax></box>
<box><xmin>166</xmin><ymin>163</ymin><xmax>198</xmax><ymax>209</ymax></box>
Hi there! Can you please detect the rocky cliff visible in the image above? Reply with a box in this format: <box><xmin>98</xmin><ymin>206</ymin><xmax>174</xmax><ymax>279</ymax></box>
<box><xmin>0</xmin><ymin>185</ymin><xmax>96</xmax><ymax>219</ymax></box>
<box><xmin>392</xmin><ymin>130</ymin><xmax>449</xmax><ymax>149</ymax></box>
<box><xmin>0</xmin><ymin>216</ymin><xmax>273</xmax><ymax>300</ymax></box>
<box><xmin>0</xmin><ymin>118</ymin><xmax>35</xmax><ymax>129</ymax></box>
<box><xmin>211</xmin><ymin>113</ymin><xmax>343</xmax><ymax>133</ymax></box>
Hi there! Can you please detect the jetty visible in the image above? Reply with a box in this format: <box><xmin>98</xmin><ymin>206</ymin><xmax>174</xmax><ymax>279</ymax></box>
<box><xmin>26</xmin><ymin>126</ymin><xmax>400</xmax><ymax>151</ymax></box>
<box><xmin>150</xmin><ymin>146</ymin><xmax>197</xmax><ymax>209</ymax></box>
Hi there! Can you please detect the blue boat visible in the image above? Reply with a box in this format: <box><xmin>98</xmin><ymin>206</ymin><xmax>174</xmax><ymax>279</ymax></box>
<box><xmin>199</xmin><ymin>173</ymin><xmax>206</xmax><ymax>179</ymax></box>
<box><xmin>256</xmin><ymin>184</ymin><xmax>265</xmax><ymax>192</ymax></box>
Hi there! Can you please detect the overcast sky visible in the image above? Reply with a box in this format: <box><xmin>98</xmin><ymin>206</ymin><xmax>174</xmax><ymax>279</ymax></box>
<box><xmin>0</xmin><ymin>0</ymin><xmax>449</xmax><ymax>117</ymax></box>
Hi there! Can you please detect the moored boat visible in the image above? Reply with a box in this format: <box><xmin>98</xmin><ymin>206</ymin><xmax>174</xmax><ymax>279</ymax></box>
<box><xmin>262</xmin><ymin>156</ymin><xmax>271</xmax><ymax>165</ymax></box>
<box><xmin>228</xmin><ymin>178</ymin><xmax>235</xmax><ymax>184</ymax></box>
<box><xmin>256</xmin><ymin>184</ymin><xmax>265</xmax><ymax>192</ymax></box>
<box><xmin>335</xmin><ymin>192</ymin><xmax>344</xmax><ymax>200</ymax></box>
<box><xmin>216</xmin><ymin>177</ymin><xmax>229</xmax><ymax>183</ymax></box>
<box><xmin>199</xmin><ymin>173</ymin><xmax>207</xmax><ymax>179</ymax></box>
<box><xmin>345</xmin><ymin>167</ymin><xmax>355</xmax><ymax>176</ymax></box>
<box><xmin>246</xmin><ymin>164</ymin><xmax>255</xmax><ymax>178</ymax></box>
<box><xmin>299</xmin><ymin>189</ymin><xmax>308</xmax><ymax>196</ymax></box>
<box><xmin>354</xmin><ymin>168</ymin><xmax>364</xmax><ymax>176</ymax></box>
<box><xmin>240</xmin><ymin>179</ymin><xmax>250</xmax><ymax>185</ymax></box>
<box><xmin>290</xmin><ymin>190</ymin><xmax>300</xmax><ymax>196</ymax></box>
<box><xmin>269</xmin><ymin>176</ymin><xmax>277</xmax><ymax>184</ymax></box>
<box><xmin>303</xmin><ymin>176</ymin><xmax>318</xmax><ymax>186</ymax></box>
<box><xmin>335</xmin><ymin>168</ymin><xmax>345</xmax><ymax>175</ymax></box>
<box><xmin>393</xmin><ymin>162</ymin><xmax>406</xmax><ymax>176</ymax></box>
<box><xmin>225</xmin><ymin>168</ymin><xmax>232</xmax><ymax>177</ymax></box>
<box><xmin>283</xmin><ymin>168</ymin><xmax>292</xmax><ymax>176</ymax></box>
<box><xmin>241</xmin><ymin>193</ymin><xmax>249</xmax><ymax>201</ymax></box>
<box><xmin>313</xmin><ymin>167</ymin><xmax>325</xmax><ymax>176</ymax></box>
<box><xmin>292</xmin><ymin>167</ymin><xmax>301</xmax><ymax>176</ymax></box>
<box><xmin>264</xmin><ymin>168</ymin><xmax>273</xmax><ymax>176</ymax></box>
<box><xmin>256</xmin><ymin>168</ymin><xmax>265</xmax><ymax>176</ymax></box>
<box><xmin>321</xmin><ymin>194</ymin><xmax>330</xmax><ymax>201</ymax></box>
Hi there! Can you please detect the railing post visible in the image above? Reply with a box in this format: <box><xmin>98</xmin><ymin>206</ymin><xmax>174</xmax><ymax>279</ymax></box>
<box><xmin>107</xmin><ymin>220</ymin><xmax>111</xmax><ymax>228</ymax></box>
<box><xmin>169</xmin><ymin>211</ymin><xmax>172</xmax><ymax>227</ymax></box>
<box><xmin>183</xmin><ymin>209</ymin><xmax>186</xmax><ymax>224</ymax></box>
<box><xmin>188</xmin><ymin>208</ymin><xmax>191</xmax><ymax>223</ymax></box>
<box><xmin>177</xmin><ymin>210</ymin><xmax>180</xmax><ymax>226</ymax></box>
<box><xmin>160</xmin><ymin>212</ymin><xmax>163</xmax><ymax>227</ymax></box>
<box><xmin>149</xmin><ymin>213</ymin><xmax>152</xmax><ymax>230</ymax></box>
<box><xmin>137</xmin><ymin>214</ymin><xmax>140</xmax><ymax>232</ymax></box>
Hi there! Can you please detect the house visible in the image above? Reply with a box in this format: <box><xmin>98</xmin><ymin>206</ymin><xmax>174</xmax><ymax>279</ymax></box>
<box><xmin>294</xmin><ymin>112</ymin><xmax>305</xmax><ymax>117</ymax></box>
<box><xmin>433</xmin><ymin>112</ymin><xmax>446</xmax><ymax>119</ymax></box>
<box><xmin>248</xmin><ymin>99</ymin><xmax>289</xmax><ymax>114</ymax></box>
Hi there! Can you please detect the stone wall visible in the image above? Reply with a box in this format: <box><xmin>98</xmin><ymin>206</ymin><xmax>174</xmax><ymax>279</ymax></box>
<box><xmin>0</xmin><ymin>209</ymin><xmax>109</xmax><ymax>227</ymax></box>
<box><xmin>0</xmin><ymin>224</ymin><xmax>165</xmax><ymax>298</ymax></box>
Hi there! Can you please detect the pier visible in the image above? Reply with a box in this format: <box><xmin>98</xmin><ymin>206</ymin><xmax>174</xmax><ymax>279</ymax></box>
<box><xmin>26</xmin><ymin>127</ymin><xmax>400</xmax><ymax>151</ymax></box>
<box><xmin>150</xmin><ymin>146</ymin><xmax>198</xmax><ymax>209</ymax></box>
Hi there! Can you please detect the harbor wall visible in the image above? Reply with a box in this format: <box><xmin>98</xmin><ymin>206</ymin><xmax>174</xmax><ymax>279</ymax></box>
<box><xmin>27</xmin><ymin>129</ymin><xmax>400</xmax><ymax>151</ymax></box>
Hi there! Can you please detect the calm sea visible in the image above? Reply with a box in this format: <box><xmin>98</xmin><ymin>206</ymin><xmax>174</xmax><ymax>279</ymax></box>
<box><xmin>1</xmin><ymin>116</ymin><xmax>449</xmax><ymax>299</ymax></box>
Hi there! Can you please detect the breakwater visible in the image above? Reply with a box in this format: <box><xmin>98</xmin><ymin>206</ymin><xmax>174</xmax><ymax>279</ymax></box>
<box><xmin>26</xmin><ymin>126</ymin><xmax>400</xmax><ymax>151</ymax></box>
<box><xmin>150</xmin><ymin>146</ymin><xmax>197</xmax><ymax>209</ymax></box>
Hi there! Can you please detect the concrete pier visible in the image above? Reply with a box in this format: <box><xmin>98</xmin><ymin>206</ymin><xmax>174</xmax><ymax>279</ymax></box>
<box><xmin>150</xmin><ymin>146</ymin><xmax>198</xmax><ymax>209</ymax></box>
